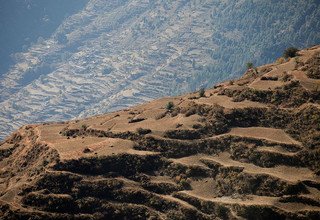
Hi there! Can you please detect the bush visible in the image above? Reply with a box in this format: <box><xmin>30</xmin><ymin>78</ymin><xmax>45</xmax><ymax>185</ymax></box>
<box><xmin>246</xmin><ymin>62</ymin><xmax>254</xmax><ymax>69</ymax></box>
<box><xmin>216</xmin><ymin>205</ymin><xmax>229</xmax><ymax>219</ymax></box>
<box><xmin>83</xmin><ymin>147</ymin><xmax>92</xmax><ymax>153</ymax></box>
<box><xmin>276</xmin><ymin>57</ymin><xmax>286</xmax><ymax>64</ymax></box>
<box><xmin>164</xmin><ymin>129</ymin><xmax>201</xmax><ymax>140</ymax></box>
<box><xmin>283</xmin><ymin>47</ymin><xmax>299</xmax><ymax>58</ymax></box>
<box><xmin>305</xmin><ymin>52</ymin><xmax>320</xmax><ymax>79</ymax></box>
<box><xmin>166</xmin><ymin>102</ymin><xmax>174</xmax><ymax>111</ymax></box>
<box><xmin>136</xmin><ymin>128</ymin><xmax>151</xmax><ymax>135</ymax></box>
<box><xmin>128</xmin><ymin>117</ymin><xmax>145</xmax><ymax>123</ymax></box>
<box><xmin>261</xmin><ymin>76</ymin><xmax>278</xmax><ymax>81</ymax></box>
<box><xmin>199</xmin><ymin>88</ymin><xmax>205</xmax><ymax>97</ymax></box>
<box><xmin>178</xmin><ymin>179</ymin><xmax>191</xmax><ymax>190</ymax></box>
<box><xmin>282</xmin><ymin>73</ymin><xmax>292</xmax><ymax>82</ymax></box>
<box><xmin>81</xmin><ymin>124</ymin><xmax>88</xmax><ymax>130</ymax></box>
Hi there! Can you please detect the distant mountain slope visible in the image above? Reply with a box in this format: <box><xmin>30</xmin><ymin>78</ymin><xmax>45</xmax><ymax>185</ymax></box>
<box><xmin>0</xmin><ymin>45</ymin><xmax>319</xmax><ymax>219</ymax></box>
<box><xmin>1</xmin><ymin>0</ymin><xmax>320</xmax><ymax>139</ymax></box>
<box><xmin>0</xmin><ymin>0</ymin><xmax>88</xmax><ymax>75</ymax></box>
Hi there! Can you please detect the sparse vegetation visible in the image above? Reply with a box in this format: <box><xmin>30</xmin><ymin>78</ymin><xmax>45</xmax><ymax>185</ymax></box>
<box><xmin>199</xmin><ymin>88</ymin><xmax>206</xmax><ymax>97</ymax></box>
<box><xmin>136</xmin><ymin>127</ymin><xmax>151</xmax><ymax>135</ymax></box>
<box><xmin>276</xmin><ymin>57</ymin><xmax>286</xmax><ymax>64</ymax></box>
<box><xmin>305</xmin><ymin>52</ymin><xmax>320</xmax><ymax>79</ymax></box>
<box><xmin>83</xmin><ymin>147</ymin><xmax>92</xmax><ymax>153</ymax></box>
<box><xmin>283</xmin><ymin>47</ymin><xmax>299</xmax><ymax>58</ymax></box>
<box><xmin>81</xmin><ymin>124</ymin><xmax>88</xmax><ymax>130</ymax></box>
<box><xmin>220</xmin><ymin>80</ymin><xmax>319</xmax><ymax>107</ymax></box>
<box><xmin>246</xmin><ymin>62</ymin><xmax>254</xmax><ymax>69</ymax></box>
<box><xmin>2</xmin><ymin>46</ymin><xmax>320</xmax><ymax>219</ymax></box>
<box><xmin>178</xmin><ymin>179</ymin><xmax>191</xmax><ymax>190</ymax></box>
<box><xmin>261</xmin><ymin>76</ymin><xmax>278</xmax><ymax>81</ymax></box>
<box><xmin>166</xmin><ymin>101</ymin><xmax>174</xmax><ymax>111</ymax></box>
<box><xmin>128</xmin><ymin>117</ymin><xmax>145</xmax><ymax>123</ymax></box>
<box><xmin>282</xmin><ymin>72</ymin><xmax>292</xmax><ymax>82</ymax></box>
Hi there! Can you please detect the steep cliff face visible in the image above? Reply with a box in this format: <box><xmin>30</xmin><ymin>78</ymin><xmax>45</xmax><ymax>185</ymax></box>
<box><xmin>1</xmin><ymin>0</ymin><xmax>320</xmax><ymax>140</ymax></box>
<box><xmin>0</xmin><ymin>46</ymin><xmax>319</xmax><ymax>219</ymax></box>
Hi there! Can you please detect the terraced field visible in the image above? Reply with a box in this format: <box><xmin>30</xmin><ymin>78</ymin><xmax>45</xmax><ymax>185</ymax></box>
<box><xmin>0</xmin><ymin>46</ymin><xmax>319</xmax><ymax>219</ymax></box>
<box><xmin>1</xmin><ymin>0</ymin><xmax>320</xmax><ymax>141</ymax></box>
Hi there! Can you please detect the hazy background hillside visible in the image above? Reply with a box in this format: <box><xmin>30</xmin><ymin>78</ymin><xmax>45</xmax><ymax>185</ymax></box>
<box><xmin>0</xmin><ymin>0</ymin><xmax>88</xmax><ymax>76</ymax></box>
<box><xmin>0</xmin><ymin>0</ymin><xmax>319</xmax><ymax>139</ymax></box>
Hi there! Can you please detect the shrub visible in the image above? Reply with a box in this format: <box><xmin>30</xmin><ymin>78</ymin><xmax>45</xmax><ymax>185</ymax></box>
<box><xmin>199</xmin><ymin>88</ymin><xmax>205</xmax><ymax>97</ymax></box>
<box><xmin>305</xmin><ymin>52</ymin><xmax>320</xmax><ymax>79</ymax></box>
<box><xmin>166</xmin><ymin>102</ymin><xmax>174</xmax><ymax>111</ymax></box>
<box><xmin>283</xmin><ymin>47</ymin><xmax>299</xmax><ymax>58</ymax></box>
<box><xmin>282</xmin><ymin>73</ymin><xmax>292</xmax><ymax>82</ymax></box>
<box><xmin>136</xmin><ymin>128</ymin><xmax>151</xmax><ymax>135</ymax></box>
<box><xmin>164</xmin><ymin>129</ymin><xmax>201</xmax><ymax>140</ymax></box>
<box><xmin>216</xmin><ymin>205</ymin><xmax>229</xmax><ymax>219</ymax></box>
<box><xmin>155</xmin><ymin>112</ymin><xmax>167</xmax><ymax>120</ymax></box>
<box><xmin>83</xmin><ymin>147</ymin><xmax>92</xmax><ymax>153</ymax></box>
<box><xmin>81</xmin><ymin>124</ymin><xmax>88</xmax><ymax>130</ymax></box>
<box><xmin>179</xmin><ymin>179</ymin><xmax>191</xmax><ymax>190</ymax></box>
<box><xmin>276</xmin><ymin>57</ymin><xmax>286</xmax><ymax>64</ymax></box>
<box><xmin>246</xmin><ymin>62</ymin><xmax>254</xmax><ymax>69</ymax></box>
<box><xmin>261</xmin><ymin>76</ymin><xmax>278</xmax><ymax>81</ymax></box>
<box><xmin>128</xmin><ymin>117</ymin><xmax>145</xmax><ymax>123</ymax></box>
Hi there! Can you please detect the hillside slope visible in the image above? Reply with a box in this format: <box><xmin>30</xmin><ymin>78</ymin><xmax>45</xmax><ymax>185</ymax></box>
<box><xmin>0</xmin><ymin>46</ymin><xmax>320</xmax><ymax>219</ymax></box>
<box><xmin>0</xmin><ymin>0</ymin><xmax>88</xmax><ymax>75</ymax></box>
<box><xmin>1</xmin><ymin>0</ymin><xmax>320</xmax><ymax>140</ymax></box>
